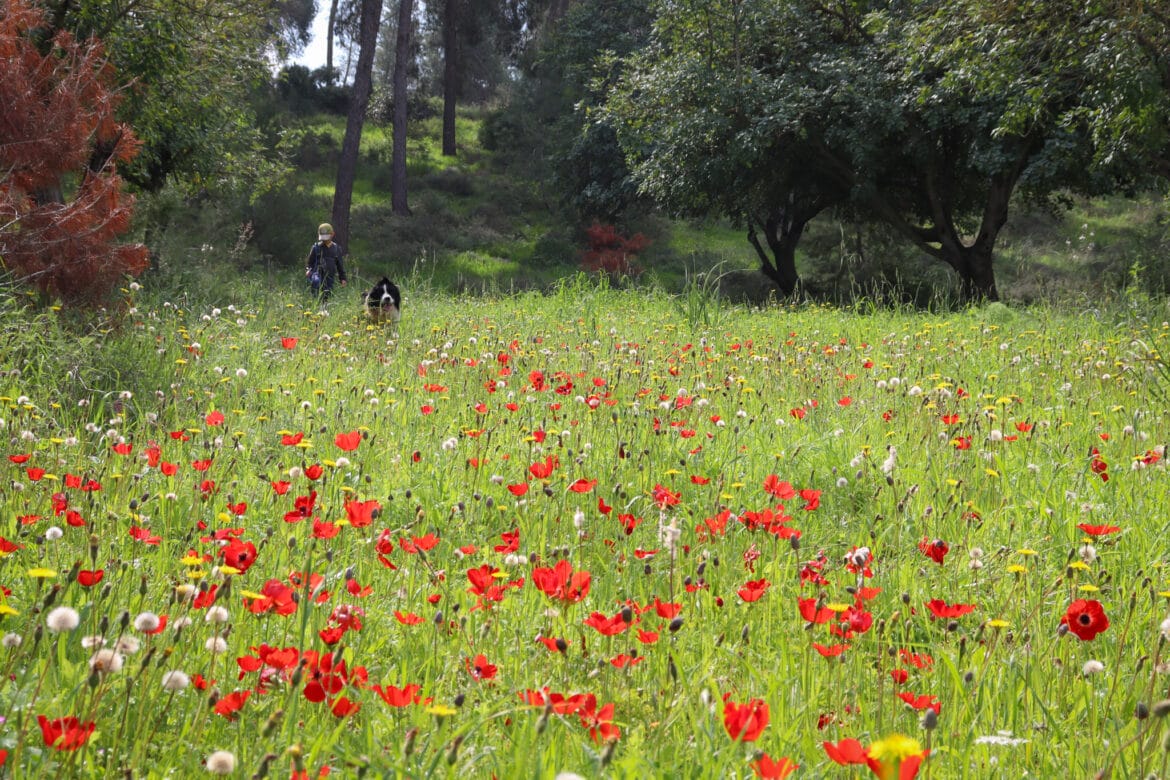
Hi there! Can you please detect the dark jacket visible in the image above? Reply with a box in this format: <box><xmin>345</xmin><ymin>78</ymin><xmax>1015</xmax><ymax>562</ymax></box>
<box><xmin>307</xmin><ymin>241</ymin><xmax>347</xmax><ymax>281</ymax></box>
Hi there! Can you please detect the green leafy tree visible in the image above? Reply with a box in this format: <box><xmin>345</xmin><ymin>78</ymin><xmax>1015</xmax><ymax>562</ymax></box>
<box><xmin>33</xmin><ymin>0</ymin><xmax>308</xmax><ymax>192</ymax></box>
<box><xmin>607</xmin><ymin>0</ymin><xmax>1170</xmax><ymax>300</ymax></box>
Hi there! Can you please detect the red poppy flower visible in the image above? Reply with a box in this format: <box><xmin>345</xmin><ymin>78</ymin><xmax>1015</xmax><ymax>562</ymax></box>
<box><xmin>129</xmin><ymin>526</ymin><xmax>161</xmax><ymax>545</ymax></box>
<box><xmin>652</xmin><ymin>483</ymin><xmax>681</xmax><ymax>508</ymax></box>
<box><xmin>467</xmin><ymin>653</ymin><xmax>498</xmax><ymax>681</ymax></box>
<box><xmin>37</xmin><ymin>715</ymin><xmax>96</xmax><ymax>750</ymax></box>
<box><xmin>813</xmin><ymin>643</ymin><xmax>850</xmax><ymax>657</ymax></box>
<box><xmin>393</xmin><ymin>610</ymin><xmax>422</xmax><ymax>625</ymax></box>
<box><xmin>220</xmin><ymin>538</ymin><xmax>258</xmax><ymax>573</ymax></box>
<box><xmin>281</xmin><ymin>432</ymin><xmax>304</xmax><ymax>446</ymax></box>
<box><xmin>723</xmin><ymin>697</ymin><xmax>769</xmax><ymax>742</ymax></box>
<box><xmin>1077</xmin><ymin>523</ymin><xmax>1120</xmax><ymax>537</ymax></box>
<box><xmin>568</xmin><ymin>478</ymin><xmax>597</xmax><ymax>493</ymax></box>
<box><xmin>506</xmin><ymin>482</ymin><xmax>529</xmax><ymax>496</ymax></box>
<box><xmin>752</xmin><ymin>754</ymin><xmax>798</xmax><ymax>779</ymax></box>
<box><xmin>493</xmin><ymin>528</ymin><xmax>520</xmax><ymax>554</ymax></box>
<box><xmin>1061</xmin><ymin>599</ymin><xmax>1110</xmax><ymax>640</ymax></box>
<box><xmin>281</xmin><ymin>337</ymin><xmax>298</xmax><ymax>349</ymax></box>
<box><xmin>762</xmin><ymin>474</ymin><xmax>797</xmax><ymax>499</ymax></box>
<box><xmin>532</xmin><ymin>560</ymin><xmax>591</xmax><ymax>603</ymax></box>
<box><xmin>373</xmin><ymin>682</ymin><xmax>421</xmax><ymax>707</ymax></box>
<box><xmin>213</xmin><ymin>690</ymin><xmax>251</xmax><ymax>719</ymax></box>
<box><xmin>897</xmin><ymin>692</ymin><xmax>941</xmax><ymax>714</ymax></box>
<box><xmin>312</xmin><ymin>519</ymin><xmax>340</xmax><ymax>539</ymax></box>
<box><xmin>111</xmin><ymin>442</ymin><xmax>133</xmax><ymax>455</ymax></box>
<box><xmin>925</xmin><ymin>599</ymin><xmax>976</xmax><ymax>619</ymax></box>
<box><xmin>330</xmin><ymin>695</ymin><xmax>361</xmax><ymax>717</ymax></box>
<box><xmin>918</xmin><ymin>537</ymin><xmax>949</xmax><ymax>565</ymax></box>
<box><xmin>76</xmin><ymin>569</ymin><xmax>104</xmax><ymax>587</ymax></box>
<box><xmin>191</xmin><ymin>458</ymin><xmax>213</xmax><ymax>472</ymax></box>
<box><xmin>609</xmin><ymin>653</ymin><xmax>643</xmax><ymax>668</ymax></box>
<box><xmin>205</xmin><ymin>410</ymin><xmax>224</xmax><ymax>426</ymax></box>
<box><xmin>527</xmin><ymin>456</ymin><xmax>557</xmax><ymax>479</ymax></box>
<box><xmin>160</xmin><ymin>462</ymin><xmax>178</xmax><ymax>476</ymax></box>
<box><xmin>583</xmin><ymin>611</ymin><xmax>630</xmax><ymax>636</ymax></box>
<box><xmin>737</xmin><ymin>578</ymin><xmax>771</xmax><ymax>603</ymax></box>
<box><xmin>334</xmin><ymin>431</ymin><xmax>362</xmax><ymax>451</ymax></box>
<box><xmin>823</xmin><ymin>737</ymin><xmax>869</xmax><ymax>766</ymax></box>
<box><xmin>344</xmin><ymin>499</ymin><xmax>380</xmax><ymax>528</ymax></box>
<box><xmin>798</xmin><ymin>597</ymin><xmax>836</xmax><ymax>624</ymax></box>
<box><xmin>8</xmin><ymin>454</ymin><xmax>30</xmax><ymax>464</ymax></box>
<box><xmin>304</xmin><ymin>463</ymin><xmax>324</xmax><ymax>480</ymax></box>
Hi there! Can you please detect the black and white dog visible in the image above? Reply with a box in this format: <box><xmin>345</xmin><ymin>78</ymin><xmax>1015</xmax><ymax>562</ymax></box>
<box><xmin>365</xmin><ymin>277</ymin><xmax>402</xmax><ymax>323</ymax></box>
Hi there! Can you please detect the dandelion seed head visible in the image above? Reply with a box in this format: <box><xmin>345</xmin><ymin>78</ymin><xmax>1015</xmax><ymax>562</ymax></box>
<box><xmin>162</xmin><ymin>670</ymin><xmax>190</xmax><ymax>691</ymax></box>
<box><xmin>204</xmin><ymin>606</ymin><xmax>230</xmax><ymax>624</ymax></box>
<box><xmin>44</xmin><ymin>526</ymin><xmax>63</xmax><ymax>540</ymax></box>
<box><xmin>45</xmin><ymin>606</ymin><xmax>80</xmax><ymax>633</ymax></box>
<box><xmin>81</xmin><ymin>635</ymin><xmax>105</xmax><ymax>649</ymax></box>
<box><xmin>89</xmin><ymin>649</ymin><xmax>124</xmax><ymax>673</ymax></box>
<box><xmin>114</xmin><ymin>635</ymin><xmax>140</xmax><ymax>654</ymax></box>
<box><xmin>134</xmin><ymin>612</ymin><xmax>161</xmax><ymax>633</ymax></box>
<box><xmin>1082</xmin><ymin>660</ymin><xmax>1105</xmax><ymax>676</ymax></box>
<box><xmin>205</xmin><ymin>636</ymin><xmax>229</xmax><ymax>654</ymax></box>
<box><xmin>206</xmin><ymin>750</ymin><xmax>236</xmax><ymax>775</ymax></box>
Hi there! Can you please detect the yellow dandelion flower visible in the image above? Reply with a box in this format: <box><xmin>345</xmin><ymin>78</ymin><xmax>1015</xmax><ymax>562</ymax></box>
<box><xmin>27</xmin><ymin>567</ymin><xmax>56</xmax><ymax>578</ymax></box>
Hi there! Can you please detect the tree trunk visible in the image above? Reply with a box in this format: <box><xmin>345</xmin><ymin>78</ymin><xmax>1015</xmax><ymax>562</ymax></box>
<box><xmin>325</xmin><ymin>0</ymin><xmax>340</xmax><ymax>83</ymax></box>
<box><xmin>331</xmin><ymin>0</ymin><xmax>382</xmax><ymax>254</ymax></box>
<box><xmin>946</xmin><ymin>243</ymin><xmax>999</xmax><ymax>302</ymax></box>
<box><xmin>441</xmin><ymin>0</ymin><xmax>458</xmax><ymax>157</ymax></box>
<box><xmin>391</xmin><ymin>0</ymin><xmax>413</xmax><ymax>215</ymax></box>
<box><xmin>747</xmin><ymin>215</ymin><xmax>805</xmax><ymax>297</ymax></box>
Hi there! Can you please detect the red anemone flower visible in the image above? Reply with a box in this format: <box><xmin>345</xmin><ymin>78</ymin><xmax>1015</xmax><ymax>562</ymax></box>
<box><xmin>1061</xmin><ymin>599</ymin><xmax>1110</xmax><ymax>640</ymax></box>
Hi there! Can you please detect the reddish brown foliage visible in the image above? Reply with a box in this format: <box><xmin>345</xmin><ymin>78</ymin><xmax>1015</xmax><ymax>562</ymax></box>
<box><xmin>581</xmin><ymin>221</ymin><xmax>648</xmax><ymax>276</ymax></box>
<box><xmin>0</xmin><ymin>0</ymin><xmax>148</xmax><ymax>305</ymax></box>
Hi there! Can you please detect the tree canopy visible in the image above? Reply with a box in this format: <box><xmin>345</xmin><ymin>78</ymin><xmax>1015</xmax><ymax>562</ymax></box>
<box><xmin>604</xmin><ymin>0</ymin><xmax>1170</xmax><ymax>299</ymax></box>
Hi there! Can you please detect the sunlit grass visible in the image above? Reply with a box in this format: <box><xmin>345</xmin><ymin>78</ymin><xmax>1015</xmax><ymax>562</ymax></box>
<box><xmin>3</xmin><ymin>275</ymin><xmax>1170</xmax><ymax>778</ymax></box>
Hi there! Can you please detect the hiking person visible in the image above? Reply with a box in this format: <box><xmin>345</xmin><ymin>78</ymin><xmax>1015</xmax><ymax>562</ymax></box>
<box><xmin>305</xmin><ymin>222</ymin><xmax>347</xmax><ymax>302</ymax></box>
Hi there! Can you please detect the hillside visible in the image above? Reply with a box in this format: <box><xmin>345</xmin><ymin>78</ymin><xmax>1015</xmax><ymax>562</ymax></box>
<box><xmin>145</xmin><ymin>110</ymin><xmax>1170</xmax><ymax>308</ymax></box>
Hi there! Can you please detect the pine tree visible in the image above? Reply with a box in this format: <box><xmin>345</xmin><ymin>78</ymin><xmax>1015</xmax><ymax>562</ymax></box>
<box><xmin>0</xmin><ymin>0</ymin><xmax>148</xmax><ymax>305</ymax></box>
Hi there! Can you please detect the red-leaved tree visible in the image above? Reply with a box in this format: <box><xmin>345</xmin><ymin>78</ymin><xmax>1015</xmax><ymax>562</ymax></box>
<box><xmin>581</xmin><ymin>222</ymin><xmax>648</xmax><ymax>277</ymax></box>
<box><xmin>0</xmin><ymin>0</ymin><xmax>148</xmax><ymax>305</ymax></box>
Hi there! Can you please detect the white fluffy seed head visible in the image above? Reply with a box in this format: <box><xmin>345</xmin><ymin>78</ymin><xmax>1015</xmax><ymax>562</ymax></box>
<box><xmin>45</xmin><ymin>606</ymin><xmax>80</xmax><ymax>633</ymax></box>
<box><xmin>89</xmin><ymin>649</ymin><xmax>124</xmax><ymax>674</ymax></box>
<box><xmin>161</xmin><ymin>670</ymin><xmax>190</xmax><ymax>691</ymax></box>
<box><xmin>206</xmin><ymin>750</ymin><xmax>236</xmax><ymax>775</ymax></box>
<box><xmin>134</xmin><ymin>611</ymin><xmax>161</xmax><ymax>633</ymax></box>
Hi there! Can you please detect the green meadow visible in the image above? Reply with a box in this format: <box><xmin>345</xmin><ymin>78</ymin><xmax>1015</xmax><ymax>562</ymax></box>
<box><xmin>3</xmin><ymin>278</ymin><xmax>1170</xmax><ymax>778</ymax></box>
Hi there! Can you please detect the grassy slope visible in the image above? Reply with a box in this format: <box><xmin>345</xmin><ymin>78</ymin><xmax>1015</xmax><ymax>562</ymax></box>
<box><xmin>224</xmin><ymin>109</ymin><xmax>1168</xmax><ymax>305</ymax></box>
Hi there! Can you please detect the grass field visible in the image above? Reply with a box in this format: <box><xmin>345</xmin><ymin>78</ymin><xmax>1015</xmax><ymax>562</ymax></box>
<box><xmin>2</xmin><ymin>277</ymin><xmax>1170</xmax><ymax>777</ymax></box>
